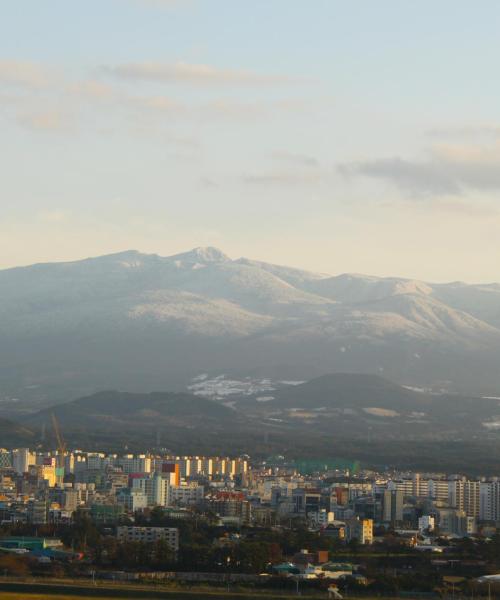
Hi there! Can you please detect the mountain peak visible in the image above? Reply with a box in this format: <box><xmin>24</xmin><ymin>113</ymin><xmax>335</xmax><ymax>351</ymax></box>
<box><xmin>168</xmin><ymin>246</ymin><xmax>231</xmax><ymax>264</ymax></box>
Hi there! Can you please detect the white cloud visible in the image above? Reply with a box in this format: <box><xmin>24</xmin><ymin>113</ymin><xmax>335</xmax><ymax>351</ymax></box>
<box><xmin>241</xmin><ymin>171</ymin><xmax>323</xmax><ymax>186</ymax></box>
<box><xmin>427</xmin><ymin>124</ymin><xmax>500</xmax><ymax>140</ymax></box>
<box><xmin>67</xmin><ymin>80</ymin><xmax>116</xmax><ymax>100</ymax></box>
<box><xmin>0</xmin><ymin>58</ymin><xmax>303</xmax><ymax>142</ymax></box>
<box><xmin>17</xmin><ymin>109</ymin><xmax>71</xmax><ymax>132</ymax></box>
<box><xmin>136</xmin><ymin>94</ymin><xmax>184</xmax><ymax>112</ymax></box>
<box><xmin>272</xmin><ymin>151</ymin><xmax>320</xmax><ymax>168</ymax></box>
<box><xmin>339</xmin><ymin>156</ymin><xmax>460</xmax><ymax>196</ymax></box>
<box><xmin>199</xmin><ymin>176</ymin><xmax>219</xmax><ymax>188</ymax></box>
<box><xmin>126</xmin><ymin>0</ymin><xmax>185</xmax><ymax>5</ymax></box>
<box><xmin>0</xmin><ymin>60</ymin><xmax>54</xmax><ymax>89</ymax></box>
<box><xmin>39</xmin><ymin>210</ymin><xmax>68</xmax><ymax>223</ymax></box>
<box><xmin>100</xmin><ymin>61</ymin><xmax>293</xmax><ymax>86</ymax></box>
<box><xmin>339</xmin><ymin>141</ymin><xmax>500</xmax><ymax>197</ymax></box>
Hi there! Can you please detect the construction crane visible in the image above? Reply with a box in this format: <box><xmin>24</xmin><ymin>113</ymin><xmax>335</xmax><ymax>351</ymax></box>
<box><xmin>51</xmin><ymin>412</ymin><xmax>66</xmax><ymax>470</ymax></box>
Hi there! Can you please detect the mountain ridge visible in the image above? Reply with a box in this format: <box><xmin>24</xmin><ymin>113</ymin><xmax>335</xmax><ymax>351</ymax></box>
<box><xmin>3</xmin><ymin>247</ymin><xmax>499</xmax><ymax>287</ymax></box>
<box><xmin>16</xmin><ymin>374</ymin><xmax>500</xmax><ymax>458</ymax></box>
<box><xmin>1</xmin><ymin>246</ymin><xmax>500</xmax><ymax>403</ymax></box>
<box><xmin>24</xmin><ymin>390</ymin><xmax>235</xmax><ymax>431</ymax></box>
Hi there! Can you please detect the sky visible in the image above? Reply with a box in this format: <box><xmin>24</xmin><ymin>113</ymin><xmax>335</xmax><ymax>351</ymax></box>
<box><xmin>1</xmin><ymin>0</ymin><xmax>500</xmax><ymax>282</ymax></box>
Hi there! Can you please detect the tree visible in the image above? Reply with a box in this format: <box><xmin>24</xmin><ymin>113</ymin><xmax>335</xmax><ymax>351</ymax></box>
<box><xmin>0</xmin><ymin>555</ymin><xmax>30</xmax><ymax>577</ymax></box>
<box><xmin>63</xmin><ymin>509</ymin><xmax>100</xmax><ymax>552</ymax></box>
<box><xmin>236</xmin><ymin>541</ymin><xmax>276</xmax><ymax>573</ymax></box>
<box><xmin>153</xmin><ymin>539</ymin><xmax>175</xmax><ymax>569</ymax></box>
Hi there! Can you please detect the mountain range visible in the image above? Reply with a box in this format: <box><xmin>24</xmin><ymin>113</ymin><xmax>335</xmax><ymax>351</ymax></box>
<box><xmin>1</xmin><ymin>246</ymin><xmax>500</xmax><ymax>411</ymax></box>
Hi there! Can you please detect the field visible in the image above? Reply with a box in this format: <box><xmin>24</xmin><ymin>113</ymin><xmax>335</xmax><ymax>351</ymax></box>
<box><xmin>0</xmin><ymin>591</ymin><xmax>327</xmax><ymax>600</ymax></box>
<box><xmin>1</xmin><ymin>595</ymin><xmax>120</xmax><ymax>600</ymax></box>
<box><xmin>0</xmin><ymin>581</ymin><xmax>327</xmax><ymax>600</ymax></box>
<box><xmin>0</xmin><ymin>596</ymin><xmax>304</xmax><ymax>600</ymax></box>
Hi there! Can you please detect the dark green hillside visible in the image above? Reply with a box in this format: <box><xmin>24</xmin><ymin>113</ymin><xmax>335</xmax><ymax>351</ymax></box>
<box><xmin>266</xmin><ymin>373</ymin><xmax>432</xmax><ymax>410</ymax></box>
<box><xmin>0</xmin><ymin>417</ymin><xmax>36</xmax><ymax>447</ymax></box>
<box><xmin>25</xmin><ymin>391</ymin><xmax>233</xmax><ymax>432</ymax></box>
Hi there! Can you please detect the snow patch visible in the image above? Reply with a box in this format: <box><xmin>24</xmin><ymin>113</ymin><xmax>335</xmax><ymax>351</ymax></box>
<box><xmin>188</xmin><ymin>374</ymin><xmax>303</xmax><ymax>400</ymax></box>
<box><xmin>403</xmin><ymin>385</ymin><xmax>430</xmax><ymax>394</ymax></box>
<box><xmin>188</xmin><ymin>374</ymin><xmax>276</xmax><ymax>400</ymax></box>
<box><xmin>363</xmin><ymin>407</ymin><xmax>399</xmax><ymax>417</ymax></box>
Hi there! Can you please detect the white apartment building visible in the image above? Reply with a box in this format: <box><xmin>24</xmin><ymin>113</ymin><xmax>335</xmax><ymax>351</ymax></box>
<box><xmin>117</xmin><ymin>488</ymin><xmax>148</xmax><ymax>511</ymax></box>
<box><xmin>418</xmin><ymin>515</ymin><xmax>435</xmax><ymax>532</ymax></box>
<box><xmin>12</xmin><ymin>448</ymin><xmax>34</xmax><ymax>474</ymax></box>
<box><xmin>172</xmin><ymin>456</ymin><xmax>248</xmax><ymax>480</ymax></box>
<box><xmin>389</xmin><ymin>474</ymin><xmax>430</xmax><ymax>498</ymax></box>
<box><xmin>309</xmin><ymin>509</ymin><xmax>335</xmax><ymax>527</ymax></box>
<box><xmin>480</xmin><ymin>480</ymin><xmax>500</xmax><ymax>521</ymax></box>
<box><xmin>132</xmin><ymin>473</ymin><xmax>170</xmax><ymax>507</ymax></box>
<box><xmin>116</xmin><ymin>526</ymin><xmax>179</xmax><ymax>552</ymax></box>
<box><xmin>449</xmin><ymin>478</ymin><xmax>481</xmax><ymax>518</ymax></box>
<box><xmin>117</xmin><ymin>454</ymin><xmax>152</xmax><ymax>474</ymax></box>
<box><xmin>428</xmin><ymin>479</ymin><xmax>450</xmax><ymax>502</ymax></box>
<box><xmin>169</xmin><ymin>483</ymin><xmax>204</xmax><ymax>506</ymax></box>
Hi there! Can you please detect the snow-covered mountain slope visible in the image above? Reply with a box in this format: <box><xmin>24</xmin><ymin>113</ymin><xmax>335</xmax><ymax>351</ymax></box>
<box><xmin>431</xmin><ymin>282</ymin><xmax>500</xmax><ymax>328</ymax></box>
<box><xmin>305</xmin><ymin>273</ymin><xmax>434</xmax><ymax>303</ymax></box>
<box><xmin>235</xmin><ymin>257</ymin><xmax>327</xmax><ymax>288</ymax></box>
<box><xmin>1</xmin><ymin>247</ymin><xmax>500</xmax><ymax>400</ymax></box>
<box><xmin>129</xmin><ymin>290</ymin><xmax>274</xmax><ymax>337</ymax></box>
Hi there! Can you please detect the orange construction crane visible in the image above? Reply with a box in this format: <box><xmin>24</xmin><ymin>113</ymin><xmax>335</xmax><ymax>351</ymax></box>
<box><xmin>51</xmin><ymin>412</ymin><xmax>66</xmax><ymax>468</ymax></box>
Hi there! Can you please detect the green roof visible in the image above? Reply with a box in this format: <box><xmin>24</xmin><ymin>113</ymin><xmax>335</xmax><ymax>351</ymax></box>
<box><xmin>0</xmin><ymin>537</ymin><xmax>60</xmax><ymax>550</ymax></box>
<box><xmin>322</xmin><ymin>562</ymin><xmax>354</xmax><ymax>572</ymax></box>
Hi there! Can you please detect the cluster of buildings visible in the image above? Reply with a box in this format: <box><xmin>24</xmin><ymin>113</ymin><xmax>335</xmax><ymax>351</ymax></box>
<box><xmin>3</xmin><ymin>447</ymin><xmax>500</xmax><ymax>555</ymax></box>
<box><xmin>0</xmin><ymin>448</ymin><xmax>249</xmax><ymax>553</ymax></box>
<box><xmin>272</xmin><ymin>549</ymin><xmax>363</xmax><ymax>584</ymax></box>
<box><xmin>248</xmin><ymin>466</ymin><xmax>500</xmax><ymax>543</ymax></box>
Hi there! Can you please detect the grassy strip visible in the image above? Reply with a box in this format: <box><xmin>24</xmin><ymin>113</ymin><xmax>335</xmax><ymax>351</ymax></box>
<box><xmin>0</xmin><ymin>580</ymin><xmax>321</xmax><ymax>600</ymax></box>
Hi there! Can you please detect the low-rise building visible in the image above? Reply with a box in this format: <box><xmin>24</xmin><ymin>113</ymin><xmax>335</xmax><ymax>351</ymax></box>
<box><xmin>116</xmin><ymin>526</ymin><xmax>179</xmax><ymax>552</ymax></box>
<box><xmin>346</xmin><ymin>517</ymin><xmax>373</xmax><ymax>544</ymax></box>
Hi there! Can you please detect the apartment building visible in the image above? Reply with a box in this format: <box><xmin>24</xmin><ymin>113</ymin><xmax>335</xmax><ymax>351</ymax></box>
<box><xmin>449</xmin><ymin>478</ymin><xmax>481</xmax><ymax>518</ymax></box>
<box><xmin>480</xmin><ymin>480</ymin><xmax>500</xmax><ymax>521</ymax></box>
<box><xmin>345</xmin><ymin>517</ymin><xmax>374</xmax><ymax>544</ymax></box>
<box><xmin>131</xmin><ymin>473</ymin><xmax>170</xmax><ymax>507</ymax></box>
<box><xmin>116</xmin><ymin>526</ymin><xmax>179</xmax><ymax>552</ymax></box>
<box><xmin>170</xmin><ymin>483</ymin><xmax>204</xmax><ymax>506</ymax></box>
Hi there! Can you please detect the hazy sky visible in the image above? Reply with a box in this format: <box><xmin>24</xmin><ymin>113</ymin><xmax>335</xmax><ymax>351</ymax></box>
<box><xmin>2</xmin><ymin>0</ymin><xmax>500</xmax><ymax>282</ymax></box>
